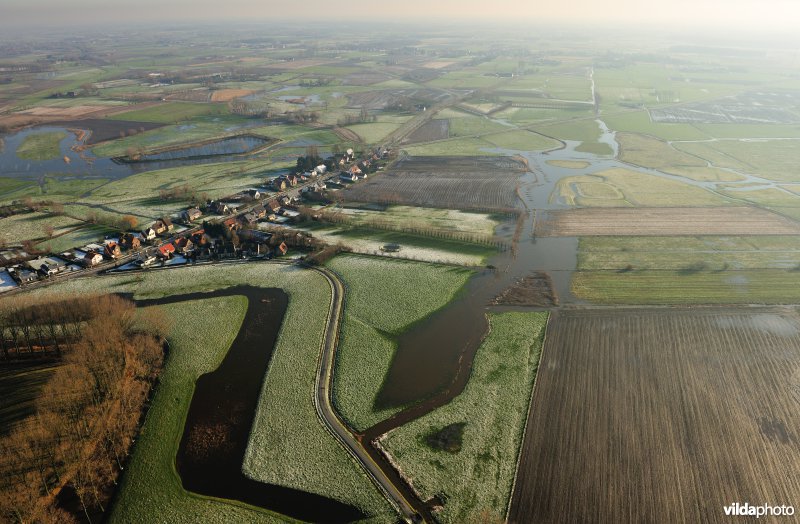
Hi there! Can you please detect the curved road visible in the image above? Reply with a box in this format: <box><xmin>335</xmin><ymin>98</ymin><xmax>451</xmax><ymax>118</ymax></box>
<box><xmin>310</xmin><ymin>265</ymin><xmax>428</xmax><ymax>523</ymax></box>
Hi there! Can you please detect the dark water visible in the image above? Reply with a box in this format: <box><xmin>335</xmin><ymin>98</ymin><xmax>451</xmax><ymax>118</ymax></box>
<box><xmin>136</xmin><ymin>286</ymin><xmax>364</xmax><ymax>523</ymax></box>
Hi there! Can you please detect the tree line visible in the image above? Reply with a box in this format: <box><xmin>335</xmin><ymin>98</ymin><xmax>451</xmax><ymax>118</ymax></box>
<box><xmin>0</xmin><ymin>294</ymin><xmax>166</xmax><ymax>523</ymax></box>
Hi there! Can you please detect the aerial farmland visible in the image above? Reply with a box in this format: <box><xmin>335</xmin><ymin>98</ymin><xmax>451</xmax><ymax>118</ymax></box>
<box><xmin>1</xmin><ymin>6</ymin><xmax>799</xmax><ymax>524</ymax></box>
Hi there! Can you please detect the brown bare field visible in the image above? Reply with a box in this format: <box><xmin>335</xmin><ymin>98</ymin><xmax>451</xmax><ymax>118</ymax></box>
<box><xmin>403</xmin><ymin>119</ymin><xmax>449</xmax><ymax>144</ymax></box>
<box><xmin>509</xmin><ymin>308</ymin><xmax>800</xmax><ymax>524</ymax></box>
<box><xmin>0</xmin><ymin>103</ymin><xmax>160</xmax><ymax>133</ymax></box>
<box><xmin>342</xmin><ymin>155</ymin><xmax>527</xmax><ymax>211</ymax></box>
<box><xmin>210</xmin><ymin>89</ymin><xmax>256</xmax><ymax>102</ymax></box>
<box><xmin>19</xmin><ymin>105</ymin><xmax>113</xmax><ymax>118</ymax></box>
<box><xmin>264</xmin><ymin>58</ymin><xmax>333</xmax><ymax>70</ymax></box>
<box><xmin>535</xmin><ymin>207</ymin><xmax>800</xmax><ymax>236</ymax></box>
<box><xmin>423</xmin><ymin>60</ymin><xmax>457</xmax><ymax>69</ymax></box>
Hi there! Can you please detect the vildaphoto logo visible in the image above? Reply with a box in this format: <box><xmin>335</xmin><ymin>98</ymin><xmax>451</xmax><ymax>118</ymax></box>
<box><xmin>724</xmin><ymin>503</ymin><xmax>795</xmax><ymax>518</ymax></box>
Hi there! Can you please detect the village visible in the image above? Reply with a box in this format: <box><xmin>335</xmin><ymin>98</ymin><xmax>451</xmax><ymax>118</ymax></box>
<box><xmin>0</xmin><ymin>146</ymin><xmax>389</xmax><ymax>292</ymax></box>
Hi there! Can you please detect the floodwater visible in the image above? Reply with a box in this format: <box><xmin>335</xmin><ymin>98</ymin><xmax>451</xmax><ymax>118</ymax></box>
<box><xmin>371</xmin><ymin>114</ymin><xmax>800</xmax><ymax>447</ymax></box>
<box><xmin>136</xmin><ymin>286</ymin><xmax>364</xmax><ymax>523</ymax></box>
<box><xmin>130</xmin><ymin>135</ymin><xmax>270</xmax><ymax>162</ymax></box>
<box><xmin>0</xmin><ymin>126</ymin><xmax>272</xmax><ymax>182</ymax></box>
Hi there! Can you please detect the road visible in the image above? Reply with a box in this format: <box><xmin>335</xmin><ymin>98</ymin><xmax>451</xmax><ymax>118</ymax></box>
<box><xmin>310</xmin><ymin>265</ymin><xmax>429</xmax><ymax>523</ymax></box>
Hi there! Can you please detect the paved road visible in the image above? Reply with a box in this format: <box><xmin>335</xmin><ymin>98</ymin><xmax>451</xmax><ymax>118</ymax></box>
<box><xmin>310</xmin><ymin>265</ymin><xmax>428</xmax><ymax>523</ymax></box>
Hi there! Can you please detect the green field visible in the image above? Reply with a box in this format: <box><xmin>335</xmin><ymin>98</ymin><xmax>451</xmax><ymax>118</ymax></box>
<box><xmin>402</xmin><ymin>136</ymin><xmax>499</xmax><ymax>156</ymax></box>
<box><xmin>328</xmin><ymin>255</ymin><xmax>473</xmax><ymax>431</ymax></box>
<box><xmin>572</xmin><ymin>269</ymin><xmax>800</xmax><ymax>304</ymax></box>
<box><xmin>674</xmin><ymin>139</ymin><xmax>800</xmax><ymax>183</ymax></box>
<box><xmin>108</xmin><ymin>102</ymin><xmax>228</xmax><ymax>123</ymax></box>
<box><xmin>0</xmin><ymin>211</ymin><xmax>84</xmax><ymax>246</ymax></box>
<box><xmin>36</xmin><ymin>224</ymin><xmax>116</xmax><ymax>252</ymax></box>
<box><xmin>602</xmin><ymin>111</ymin><xmax>710</xmax><ymax>141</ymax></box>
<box><xmin>29</xmin><ymin>264</ymin><xmax>395</xmax><ymax>522</ymax></box>
<box><xmin>483</xmin><ymin>130</ymin><xmax>560</xmax><ymax>151</ymax></box>
<box><xmin>534</xmin><ymin>119</ymin><xmax>613</xmax><ymax>155</ymax></box>
<box><xmin>578</xmin><ymin>236</ymin><xmax>800</xmax><ymax>271</ymax></box>
<box><xmin>382</xmin><ymin>312</ymin><xmax>548</xmax><ymax>523</ymax></box>
<box><xmin>553</xmin><ymin>168</ymin><xmax>731</xmax><ymax>207</ymax></box>
<box><xmin>345</xmin><ymin>122</ymin><xmax>405</xmax><ymax>144</ymax></box>
<box><xmin>15</xmin><ymin>131</ymin><xmax>67</xmax><ymax>161</ymax></box>
<box><xmin>448</xmin><ymin>116</ymin><xmax>510</xmax><ymax>137</ymax></box>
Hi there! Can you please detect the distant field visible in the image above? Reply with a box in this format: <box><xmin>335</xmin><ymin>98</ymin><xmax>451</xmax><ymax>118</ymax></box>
<box><xmin>107</xmin><ymin>101</ymin><xmax>228</xmax><ymax>123</ymax></box>
<box><xmin>343</xmin><ymin>155</ymin><xmax>527</xmax><ymax>211</ymax></box>
<box><xmin>572</xmin><ymin>269</ymin><xmax>800</xmax><ymax>304</ymax></box>
<box><xmin>510</xmin><ymin>308</ymin><xmax>800</xmax><ymax>522</ymax></box>
<box><xmin>402</xmin><ymin>136</ymin><xmax>499</xmax><ymax>156</ymax></box>
<box><xmin>674</xmin><ymin>139</ymin><xmax>800</xmax><ymax>182</ymax></box>
<box><xmin>616</xmin><ymin>132</ymin><xmax>744</xmax><ymax>182</ymax></box>
<box><xmin>578</xmin><ymin>235</ymin><xmax>800</xmax><ymax>271</ymax></box>
<box><xmin>483</xmin><ymin>130</ymin><xmax>560</xmax><ymax>151</ymax></box>
<box><xmin>535</xmin><ymin>207</ymin><xmax>800</xmax><ymax>237</ymax></box>
<box><xmin>553</xmin><ymin>168</ymin><xmax>730</xmax><ymax>207</ymax></box>
<box><xmin>403</xmin><ymin>119</ymin><xmax>449</xmax><ymax>144</ymax></box>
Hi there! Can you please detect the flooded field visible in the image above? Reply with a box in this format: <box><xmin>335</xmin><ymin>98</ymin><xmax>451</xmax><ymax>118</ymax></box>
<box><xmin>136</xmin><ymin>286</ymin><xmax>364</xmax><ymax>523</ymax></box>
<box><xmin>0</xmin><ymin>126</ymin><xmax>272</xmax><ymax>181</ymax></box>
<box><xmin>121</xmin><ymin>134</ymin><xmax>272</xmax><ymax>163</ymax></box>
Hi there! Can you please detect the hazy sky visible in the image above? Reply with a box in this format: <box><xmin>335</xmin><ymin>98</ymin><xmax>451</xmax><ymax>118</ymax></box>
<box><xmin>2</xmin><ymin>0</ymin><xmax>799</xmax><ymax>32</ymax></box>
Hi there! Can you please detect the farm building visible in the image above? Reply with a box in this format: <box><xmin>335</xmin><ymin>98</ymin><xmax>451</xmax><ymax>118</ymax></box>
<box><xmin>158</xmin><ymin>243</ymin><xmax>176</xmax><ymax>258</ymax></box>
<box><xmin>104</xmin><ymin>242</ymin><xmax>122</xmax><ymax>259</ymax></box>
<box><xmin>83</xmin><ymin>251</ymin><xmax>104</xmax><ymax>267</ymax></box>
<box><xmin>182</xmin><ymin>207</ymin><xmax>203</xmax><ymax>221</ymax></box>
<box><xmin>142</xmin><ymin>228</ymin><xmax>157</xmax><ymax>241</ymax></box>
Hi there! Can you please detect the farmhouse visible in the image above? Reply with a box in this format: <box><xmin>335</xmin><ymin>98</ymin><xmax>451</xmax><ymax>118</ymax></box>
<box><xmin>104</xmin><ymin>242</ymin><xmax>122</xmax><ymax>259</ymax></box>
<box><xmin>211</xmin><ymin>201</ymin><xmax>231</xmax><ymax>215</ymax></box>
<box><xmin>246</xmin><ymin>189</ymin><xmax>262</xmax><ymax>200</ymax></box>
<box><xmin>265</xmin><ymin>199</ymin><xmax>281</xmax><ymax>213</ymax></box>
<box><xmin>121</xmin><ymin>233</ymin><xmax>142</xmax><ymax>250</ymax></box>
<box><xmin>239</xmin><ymin>212</ymin><xmax>259</xmax><ymax>226</ymax></box>
<box><xmin>223</xmin><ymin>217</ymin><xmax>239</xmax><ymax>231</ymax></box>
<box><xmin>182</xmin><ymin>207</ymin><xmax>203</xmax><ymax>222</ymax></box>
<box><xmin>27</xmin><ymin>256</ymin><xmax>68</xmax><ymax>275</ymax></box>
<box><xmin>252</xmin><ymin>204</ymin><xmax>267</xmax><ymax>219</ymax></box>
<box><xmin>83</xmin><ymin>251</ymin><xmax>104</xmax><ymax>267</ymax></box>
<box><xmin>173</xmin><ymin>237</ymin><xmax>194</xmax><ymax>254</ymax></box>
<box><xmin>340</xmin><ymin>172</ymin><xmax>358</xmax><ymax>183</ymax></box>
<box><xmin>158</xmin><ymin>243</ymin><xmax>176</xmax><ymax>258</ymax></box>
<box><xmin>12</xmin><ymin>267</ymin><xmax>38</xmax><ymax>284</ymax></box>
<box><xmin>142</xmin><ymin>228</ymin><xmax>157</xmax><ymax>241</ymax></box>
<box><xmin>156</xmin><ymin>218</ymin><xmax>174</xmax><ymax>234</ymax></box>
<box><xmin>272</xmin><ymin>178</ymin><xmax>288</xmax><ymax>191</ymax></box>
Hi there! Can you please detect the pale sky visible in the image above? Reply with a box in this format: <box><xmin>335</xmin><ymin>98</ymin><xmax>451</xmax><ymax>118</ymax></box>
<box><xmin>2</xmin><ymin>0</ymin><xmax>798</xmax><ymax>32</ymax></box>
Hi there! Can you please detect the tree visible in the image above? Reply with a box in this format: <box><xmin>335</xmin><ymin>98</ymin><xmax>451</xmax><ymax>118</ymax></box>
<box><xmin>120</xmin><ymin>215</ymin><xmax>138</xmax><ymax>230</ymax></box>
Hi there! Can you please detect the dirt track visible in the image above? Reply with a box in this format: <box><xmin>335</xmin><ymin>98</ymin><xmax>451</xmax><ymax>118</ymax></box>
<box><xmin>535</xmin><ymin>207</ymin><xmax>800</xmax><ymax>236</ymax></box>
